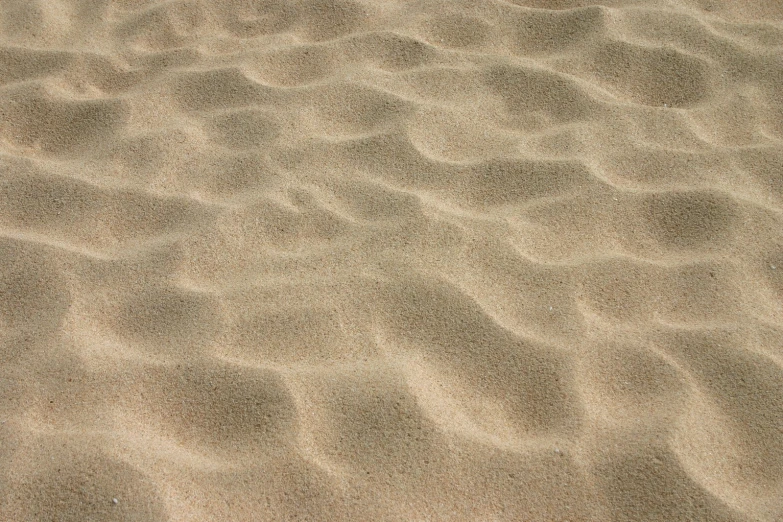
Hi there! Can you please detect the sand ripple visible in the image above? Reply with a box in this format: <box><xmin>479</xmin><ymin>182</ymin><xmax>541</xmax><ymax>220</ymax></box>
<box><xmin>1</xmin><ymin>0</ymin><xmax>783</xmax><ymax>520</ymax></box>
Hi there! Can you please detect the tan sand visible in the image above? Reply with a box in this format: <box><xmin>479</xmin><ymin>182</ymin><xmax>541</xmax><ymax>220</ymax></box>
<box><xmin>1</xmin><ymin>0</ymin><xmax>783</xmax><ymax>520</ymax></box>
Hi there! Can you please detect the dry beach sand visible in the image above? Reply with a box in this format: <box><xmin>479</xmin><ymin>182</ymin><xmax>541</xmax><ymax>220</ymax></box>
<box><xmin>1</xmin><ymin>0</ymin><xmax>783</xmax><ymax>520</ymax></box>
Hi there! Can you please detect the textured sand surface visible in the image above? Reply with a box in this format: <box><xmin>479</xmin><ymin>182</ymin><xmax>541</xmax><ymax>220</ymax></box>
<box><xmin>1</xmin><ymin>0</ymin><xmax>783</xmax><ymax>520</ymax></box>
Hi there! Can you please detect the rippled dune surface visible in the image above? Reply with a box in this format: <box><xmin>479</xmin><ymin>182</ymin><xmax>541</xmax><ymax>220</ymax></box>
<box><xmin>1</xmin><ymin>0</ymin><xmax>783</xmax><ymax>520</ymax></box>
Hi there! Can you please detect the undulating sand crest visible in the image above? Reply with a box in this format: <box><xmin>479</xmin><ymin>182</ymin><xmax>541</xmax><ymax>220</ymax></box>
<box><xmin>1</xmin><ymin>0</ymin><xmax>783</xmax><ymax>520</ymax></box>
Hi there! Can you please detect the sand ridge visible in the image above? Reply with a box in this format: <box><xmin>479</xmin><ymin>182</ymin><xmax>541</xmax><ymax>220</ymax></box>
<box><xmin>1</xmin><ymin>0</ymin><xmax>783</xmax><ymax>520</ymax></box>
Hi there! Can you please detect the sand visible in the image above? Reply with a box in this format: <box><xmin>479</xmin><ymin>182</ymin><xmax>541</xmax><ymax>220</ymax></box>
<box><xmin>1</xmin><ymin>0</ymin><xmax>782</xmax><ymax>520</ymax></box>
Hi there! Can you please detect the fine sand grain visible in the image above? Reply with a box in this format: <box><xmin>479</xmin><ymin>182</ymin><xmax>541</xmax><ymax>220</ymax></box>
<box><xmin>2</xmin><ymin>0</ymin><xmax>783</xmax><ymax>520</ymax></box>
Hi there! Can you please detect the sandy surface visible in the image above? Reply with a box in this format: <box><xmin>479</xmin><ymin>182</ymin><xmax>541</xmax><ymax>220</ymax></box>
<box><xmin>1</xmin><ymin>0</ymin><xmax>783</xmax><ymax>520</ymax></box>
